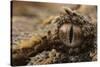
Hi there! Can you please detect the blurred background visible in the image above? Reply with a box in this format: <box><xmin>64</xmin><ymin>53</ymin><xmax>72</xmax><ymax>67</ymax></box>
<box><xmin>11</xmin><ymin>1</ymin><xmax>97</xmax><ymax>48</ymax></box>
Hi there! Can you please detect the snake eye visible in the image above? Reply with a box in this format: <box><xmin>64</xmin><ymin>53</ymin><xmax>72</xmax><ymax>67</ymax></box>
<box><xmin>59</xmin><ymin>23</ymin><xmax>82</xmax><ymax>48</ymax></box>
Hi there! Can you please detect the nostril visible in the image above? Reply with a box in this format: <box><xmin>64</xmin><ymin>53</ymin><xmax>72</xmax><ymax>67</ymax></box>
<box><xmin>69</xmin><ymin>25</ymin><xmax>73</xmax><ymax>43</ymax></box>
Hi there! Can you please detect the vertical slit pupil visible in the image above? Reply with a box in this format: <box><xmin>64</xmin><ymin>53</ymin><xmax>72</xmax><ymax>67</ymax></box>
<box><xmin>69</xmin><ymin>25</ymin><xmax>73</xmax><ymax>43</ymax></box>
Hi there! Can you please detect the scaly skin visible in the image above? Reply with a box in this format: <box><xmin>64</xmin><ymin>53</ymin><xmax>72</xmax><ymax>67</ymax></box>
<box><xmin>11</xmin><ymin>8</ymin><xmax>97</xmax><ymax>66</ymax></box>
